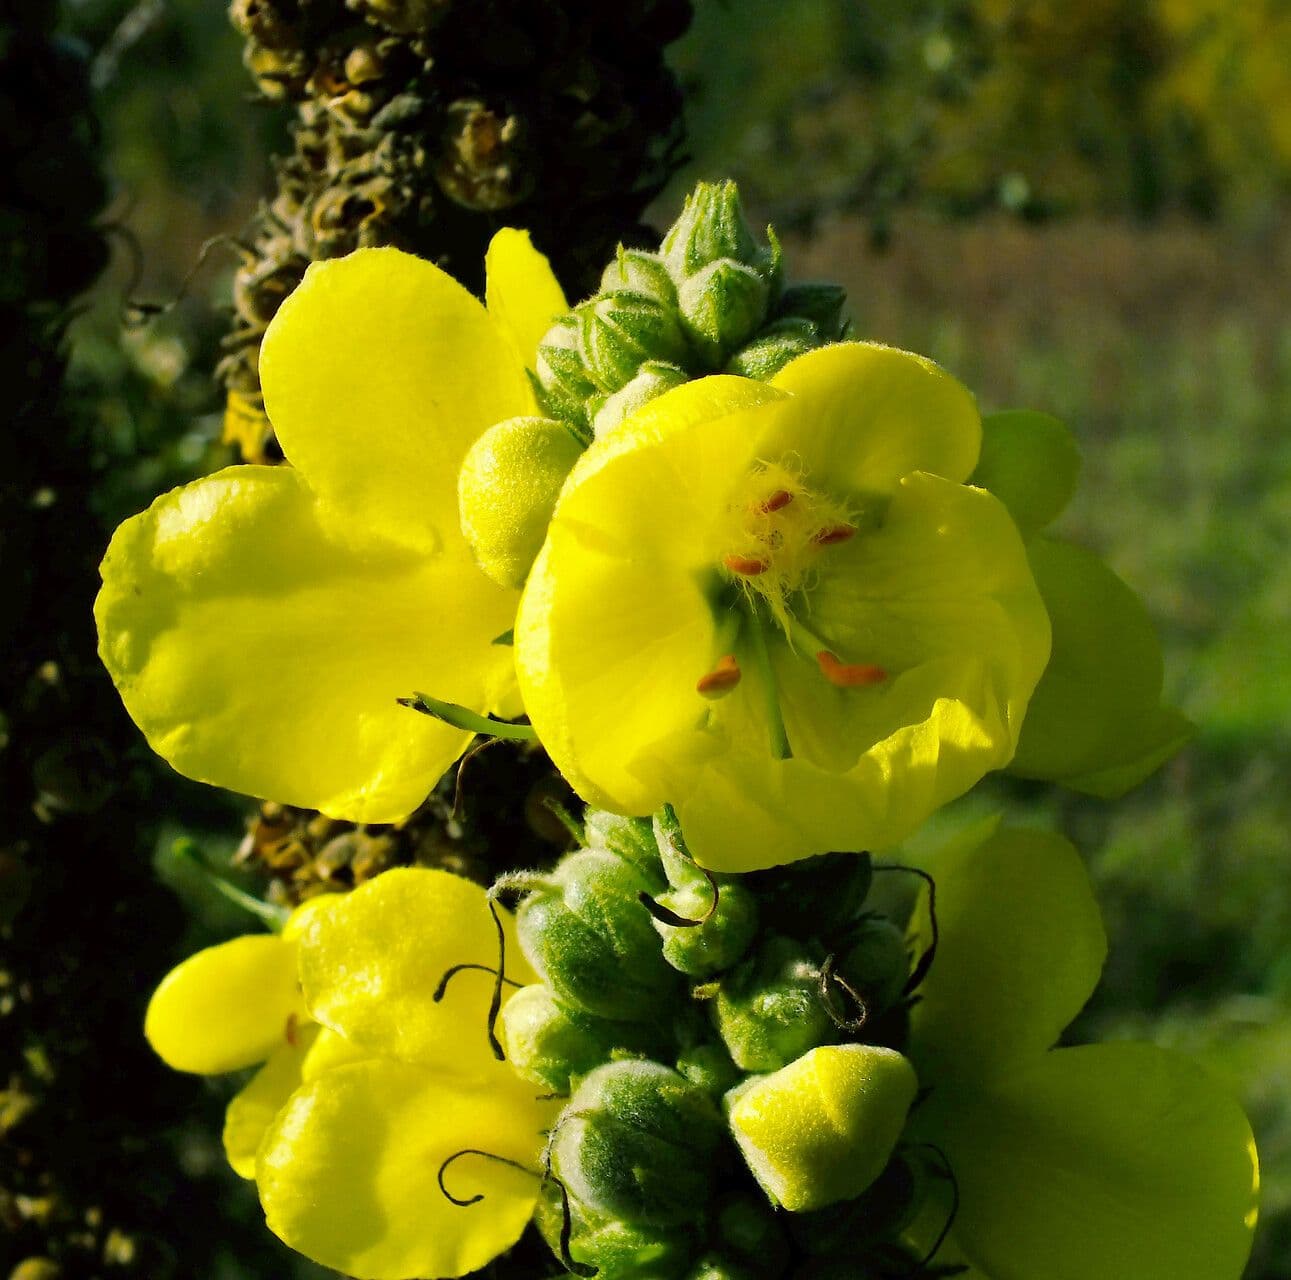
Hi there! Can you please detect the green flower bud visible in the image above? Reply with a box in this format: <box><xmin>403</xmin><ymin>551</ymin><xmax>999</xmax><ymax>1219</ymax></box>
<box><xmin>838</xmin><ymin>918</ymin><xmax>909</xmax><ymax>1018</ymax></box>
<box><xmin>676</xmin><ymin>1041</ymin><xmax>741</xmax><ymax>1096</ymax></box>
<box><xmin>601</xmin><ymin>247</ymin><xmax>678</xmax><ymax>307</ymax></box>
<box><xmin>576</xmin><ymin>292</ymin><xmax>690</xmax><ymax>393</ymax></box>
<box><xmin>661</xmin><ymin>180</ymin><xmax>778</xmax><ymax>289</ymax></box>
<box><xmin>457</xmin><ymin>416</ymin><xmax>583</xmax><ymax>588</ymax></box>
<box><xmin>678</xmin><ymin>259</ymin><xmax>771</xmax><ymax>368</ymax></box>
<box><xmin>725</xmin><ymin>317</ymin><xmax>821</xmax><ymax>382</ymax></box>
<box><xmin>536</xmin><ymin>1180</ymin><xmax>695</xmax><ymax>1280</ymax></box>
<box><xmin>535</xmin><ymin>315</ymin><xmax>598</xmax><ymax>425</ymax></box>
<box><xmin>713</xmin><ymin>1193</ymin><xmax>792</xmax><ymax>1278</ymax></box>
<box><xmin>725</xmin><ymin>1044</ymin><xmax>918</xmax><ymax>1212</ymax></box>
<box><xmin>501</xmin><ymin>984</ymin><xmax>658</xmax><ymax>1094</ymax></box>
<box><xmin>776</xmin><ymin>282</ymin><xmax>848</xmax><ymax>338</ymax></box>
<box><xmin>653</xmin><ymin>879</ymin><xmax>759</xmax><ymax>978</ymax></box>
<box><xmin>592</xmin><ymin>360</ymin><xmax>689</xmax><ymax>438</ymax></box>
<box><xmin>745</xmin><ymin>852</ymin><xmax>873</xmax><ymax>945</ymax></box>
<box><xmin>584</xmin><ymin>809</ymin><xmax>668</xmax><ymax>888</ymax></box>
<box><xmin>516</xmin><ymin>850</ymin><xmax>680</xmax><ymax>1022</ymax></box>
<box><xmin>714</xmin><ymin>936</ymin><xmax>833</xmax><ymax>1072</ymax></box>
<box><xmin>553</xmin><ymin>1060</ymin><xmax>725</xmax><ymax>1228</ymax></box>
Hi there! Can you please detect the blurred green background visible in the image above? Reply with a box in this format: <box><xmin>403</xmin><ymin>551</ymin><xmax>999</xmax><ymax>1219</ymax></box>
<box><xmin>55</xmin><ymin>0</ymin><xmax>1291</xmax><ymax>1274</ymax></box>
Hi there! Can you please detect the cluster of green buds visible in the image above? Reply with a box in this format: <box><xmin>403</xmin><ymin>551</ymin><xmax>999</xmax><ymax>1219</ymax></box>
<box><xmin>458</xmin><ymin>182</ymin><xmax>850</xmax><ymax>589</ymax></box>
<box><xmin>494</xmin><ymin>811</ymin><xmax>947</xmax><ymax>1280</ymax></box>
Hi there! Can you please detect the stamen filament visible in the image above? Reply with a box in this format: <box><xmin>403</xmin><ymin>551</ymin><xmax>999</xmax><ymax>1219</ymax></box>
<box><xmin>746</xmin><ymin>612</ymin><xmax>792</xmax><ymax>760</ymax></box>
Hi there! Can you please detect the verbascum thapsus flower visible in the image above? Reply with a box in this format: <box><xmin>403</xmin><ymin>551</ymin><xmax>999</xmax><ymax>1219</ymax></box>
<box><xmin>145</xmin><ymin>869</ymin><xmax>554</xmax><ymax>1279</ymax></box>
<box><xmin>516</xmin><ymin>346</ymin><xmax>1052</xmax><ymax>870</ymax></box>
<box><xmin>95</xmin><ymin>229</ymin><xmax>567</xmax><ymax>823</ymax></box>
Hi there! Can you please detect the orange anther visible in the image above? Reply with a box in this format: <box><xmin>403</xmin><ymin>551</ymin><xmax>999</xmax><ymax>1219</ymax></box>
<box><xmin>285</xmin><ymin>1012</ymin><xmax>300</xmax><ymax>1047</ymax></box>
<box><xmin>814</xmin><ymin>523</ymin><xmax>856</xmax><ymax>545</ymax></box>
<box><xmin>724</xmin><ymin>553</ymin><xmax>771</xmax><ymax>576</ymax></box>
<box><xmin>759</xmin><ymin>489</ymin><xmax>794</xmax><ymax>513</ymax></box>
<box><xmin>697</xmin><ymin>654</ymin><xmax>742</xmax><ymax>699</ymax></box>
<box><xmin>816</xmin><ymin>651</ymin><xmax>887</xmax><ymax>688</ymax></box>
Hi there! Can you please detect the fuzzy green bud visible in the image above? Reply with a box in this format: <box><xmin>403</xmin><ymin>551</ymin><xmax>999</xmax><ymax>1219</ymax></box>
<box><xmin>713</xmin><ymin>1193</ymin><xmax>792</xmax><ymax>1278</ymax></box>
<box><xmin>676</xmin><ymin>1041</ymin><xmax>741</xmax><ymax>1096</ymax></box>
<box><xmin>662</xmin><ymin>180</ymin><xmax>776</xmax><ymax>286</ymax></box>
<box><xmin>584</xmin><ymin>809</ymin><xmax>668</xmax><ymax>889</ymax></box>
<box><xmin>653</xmin><ymin>879</ymin><xmax>759</xmax><ymax>978</ymax></box>
<box><xmin>725</xmin><ymin>1044</ymin><xmax>918</xmax><ymax>1212</ymax></box>
<box><xmin>500</xmin><ymin>984</ymin><xmax>651</xmax><ymax>1094</ymax></box>
<box><xmin>678</xmin><ymin>258</ymin><xmax>771</xmax><ymax>367</ymax></box>
<box><xmin>725</xmin><ymin>317</ymin><xmax>821</xmax><ymax>382</ymax></box>
<box><xmin>601</xmin><ymin>247</ymin><xmax>677</xmax><ymax>306</ymax></box>
<box><xmin>714</xmin><ymin>936</ymin><xmax>833</xmax><ymax>1072</ymax></box>
<box><xmin>839</xmin><ymin>918</ymin><xmax>910</xmax><ymax>1018</ymax></box>
<box><xmin>553</xmin><ymin>1060</ymin><xmax>725</xmax><ymax>1227</ymax></box>
<box><xmin>535</xmin><ymin>316</ymin><xmax>598</xmax><ymax>425</ymax></box>
<box><xmin>592</xmin><ymin>360</ymin><xmax>689</xmax><ymax>438</ymax></box>
<box><xmin>775</xmin><ymin>282</ymin><xmax>848</xmax><ymax>338</ymax></box>
<box><xmin>745</xmin><ymin>852</ymin><xmax>873</xmax><ymax>945</ymax></box>
<box><xmin>516</xmin><ymin>850</ymin><xmax>679</xmax><ymax>1022</ymax></box>
<box><xmin>457</xmin><ymin>416</ymin><xmax>583</xmax><ymax>588</ymax></box>
<box><xmin>576</xmin><ymin>292</ymin><xmax>690</xmax><ymax>393</ymax></box>
<box><xmin>537</xmin><ymin>1183</ymin><xmax>695</xmax><ymax>1280</ymax></box>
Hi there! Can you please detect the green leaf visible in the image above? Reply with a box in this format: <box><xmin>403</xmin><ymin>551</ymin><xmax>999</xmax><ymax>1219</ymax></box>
<box><xmin>1009</xmin><ymin>538</ymin><xmax>1191</xmax><ymax>794</ymax></box>
<box><xmin>971</xmin><ymin>410</ymin><xmax>1081</xmax><ymax>539</ymax></box>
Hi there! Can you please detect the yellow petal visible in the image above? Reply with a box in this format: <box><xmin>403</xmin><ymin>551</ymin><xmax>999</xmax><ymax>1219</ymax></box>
<box><xmin>261</xmin><ymin>247</ymin><xmax>534</xmax><ymax>555</ymax></box>
<box><xmin>485</xmin><ymin>228</ymin><xmax>569</xmax><ymax>371</ymax></box>
<box><xmin>923</xmin><ymin>1044</ymin><xmax>1259</xmax><ymax>1280</ymax></box>
<box><xmin>144</xmin><ymin>933</ymin><xmax>306</xmax><ymax>1074</ymax></box>
<box><xmin>224</xmin><ymin>1026</ymin><xmax>319</xmax><ymax>1178</ymax></box>
<box><xmin>908</xmin><ymin>825</ymin><xmax>1107</xmax><ymax>1084</ymax></box>
<box><xmin>258</xmin><ymin>1059</ymin><xmax>554</xmax><ymax>1279</ymax></box>
<box><xmin>298</xmin><ymin>867</ymin><xmax>535</xmax><ymax>1075</ymax></box>
<box><xmin>765</xmin><ymin>343</ymin><xmax>982</xmax><ymax>496</ymax></box>
<box><xmin>96</xmin><ymin>466</ymin><xmax>515</xmax><ymax>824</ymax></box>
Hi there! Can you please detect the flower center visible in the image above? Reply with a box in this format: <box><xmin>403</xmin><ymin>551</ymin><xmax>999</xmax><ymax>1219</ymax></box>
<box><xmin>718</xmin><ymin>460</ymin><xmax>856</xmax><ymax>616</ymax></box>
<box><xmin>696</xmin><ymin>461</ymin><xmax>889</xmax><ymax>745</ymax></box>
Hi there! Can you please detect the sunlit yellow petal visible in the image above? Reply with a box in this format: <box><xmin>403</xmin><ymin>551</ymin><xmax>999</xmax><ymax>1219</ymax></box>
<box><xmin>96</xmin><ymin>466</ymin><xmax>515</xmax><ymax>823</ymax></box>
<box><xmin>258</xmin><ymin>1059</ymin><xmax>555</xmax><ymax>1280</ymax></box>
<box><xmin>908</xmin><ymin>826</ymin><xmax>1106</xmax><ymax>1084</ymax></box>
<box><xmin>923</xmin><ymin>1044</ymin><xmax>1259</xmax><ymax>1280</ymax></box>
<box><xmin>485</xmin><ymin>228</ymin><xmax>569</xmax><ymax>371</ymax></box>
<box><xmin>261</xmin><ymin>247</ymin><xmax>534</xmax><ymax>554</ymax></box>
<box><xmin>144</xmin><ymin>933</ymin><xmax>306</xmax><ymax>1074</ymax></box>
<box><xmin>298</xmin><ymin>867</ymin><xmax>535</xmax><ymax>1074</ymax></box>
<box><xmin>517</xmin><ymin>528</ymin><xmax>719</xmax><ymax>816</ymax></box>
<box><xmin>224</xmin><ymin>1026</ymin><xmax>319</xmax><ymax>1178</ymax></box>
<box><xmin>765</xmin><ymin>343</ymin><xmax>982</xmax><ymax>496</ymax></box>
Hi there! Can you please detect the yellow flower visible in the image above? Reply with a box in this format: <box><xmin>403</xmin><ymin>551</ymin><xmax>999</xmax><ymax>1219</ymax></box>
<box><xmin>145</xmin><ymin>870</ymin><xmax>553</xmax><ymax>1279</ymax></box>
<box><xmin>516</xmin><ymin>346</ymin><xmax>1052</xmax><ymax>870</ymax></box>
<box><xmin>96</xmin><ymin>231</ymin><xmax>566</xmax><ymax>823</ymax></box>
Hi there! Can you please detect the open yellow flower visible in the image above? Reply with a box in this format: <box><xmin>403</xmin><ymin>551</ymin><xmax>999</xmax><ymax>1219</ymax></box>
<box><xmin>516</xmin><ymin>346</ymin><xmax>1051</xmax><ymax>870</ymax></box>
<box><xmin>145</xmin><ymin>870</ymin><xmax>553</xmax><ymax>1279</ymax></box>
<box><xmin>96</xmin><ymin>232</ymin><xmax>566</xmax><ymax>822</ymax></box>
<box><xmin>903</xmin><ymin>822</ymin><xmax>1260</xmax><ymax>1280</ymax></box>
